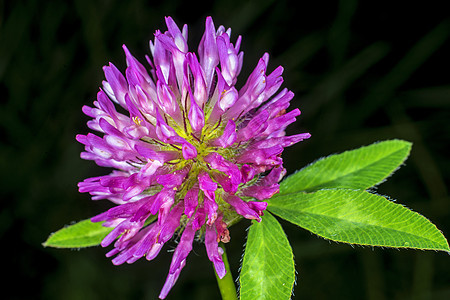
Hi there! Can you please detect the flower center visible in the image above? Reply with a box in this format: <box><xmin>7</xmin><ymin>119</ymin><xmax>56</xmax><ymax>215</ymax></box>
<box><xmin>142</xmin><ymin>114</ymin><xmax>246</xmax><ymax>225</ymax></box>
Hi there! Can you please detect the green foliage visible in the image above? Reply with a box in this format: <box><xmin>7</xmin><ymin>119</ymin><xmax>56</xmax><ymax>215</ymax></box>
<box><xmin>45</xmin><ymin>216</ymin><xmax>158</xmax><ymax>249</ymax></box>
<box><xmin>268</xmin><ymin>189</ymin><xmax>450</xmax><ymax>252</ymax></box>
<box><xmin>43</xmin><ymin>219</ymin><xmax>113</xmax><ymax>248</ymax></box>
<box><xmin>237</xmin><ymin>139</ymin><xmax>448</xmax><ymax>298</ymax></box>
<box><xmin>240</xmin><ymin>213</ymin><xmax>295</xmax><ymax>300</ymax></box>
<box><xmin>270</xmin><ymin>140</ymin><xmax>449</xmax><ymax>253</ymax></box>
<box><xmin>280</xmin><ymin>140</ymin><xmax>412</xmax><ymax>193</ymax></box>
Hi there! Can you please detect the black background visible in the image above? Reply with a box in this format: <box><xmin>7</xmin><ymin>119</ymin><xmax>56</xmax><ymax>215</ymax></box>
<box><xmin>1</xmin><ymin>0</ymin><xmax>449</xmax><ymax>299</ymax></box>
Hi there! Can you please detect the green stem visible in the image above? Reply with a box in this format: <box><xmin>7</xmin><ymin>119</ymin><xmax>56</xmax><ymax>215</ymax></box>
<box><xmin>214</xmin><ymin>242</ymin><xmax>238</xmax><ymax>300</ymax></box>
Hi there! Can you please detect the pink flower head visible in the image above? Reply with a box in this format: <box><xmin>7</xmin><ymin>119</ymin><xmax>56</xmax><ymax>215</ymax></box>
<box><xmin>78</xmin><ymin>16</ymin><xmax>310</xmax><ymax>299</ymax></box>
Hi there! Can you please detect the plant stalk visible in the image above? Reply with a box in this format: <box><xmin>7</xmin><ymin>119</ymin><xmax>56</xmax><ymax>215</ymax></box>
<box><xmin>214</xmin><ymin>242</ymin><xmax>238</xmax><ymax>300</ymax></box>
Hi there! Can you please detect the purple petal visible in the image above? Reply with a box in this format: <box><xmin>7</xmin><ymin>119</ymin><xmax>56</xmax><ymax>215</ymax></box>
<box><xmin>192</xmin><ymin>207</ymin><xmax>206</xmax><ymax>230</ymax></box>
<box><xmin>156</xmin><ymin>167</ymin><xmax>189</xmax><ymax>188</ymax></box>
<box><xmin>205</xmin><ymin>225</ymin><xmax>226</xmax><ymax>279</ymax></box>
<box><xmin>131</xmin><ymin>223</ymin><xmax>160</xmax><ymax>258</ymax></box>
<box><xmin>224</xmin><ymin>194</ymin><xmax>261</xmax><ymax>221</ymax></box>
<box><xmin>198</xmin><ymin>172</ymin><xmax>218</xmax><ymax>193</ymax></box>
<box><xmin>103</xmin><ymin>63</ymin><xmax>128</xmax><ymax>108</ymax></box>
<box><xmin>247</xmin><ymin>201</ymin><xmax>268</xmax><ymax>215</ymax></box>
<box><xmin>165</xmin><ymin>16</ymin><xmax>188</xmax><ymax>53</ymax></box>
<box><xmin>185</xmin><ymin>53</ymin><xmax>208</xmax><ymax>106</ymax></box>
<box><xmin>159</xmin><ymin>202</ymin><xmax>184</xmax><ymax>243</ymax></box>
<box><xmin>240</xmin><ymin>164</ymin><xmax>256</xmax><ymax>184</ymax></box>
<box><xmin>101</xmin><ymin>219</ymin><xmax>134</xmax><ymax>247</ymax></box>
<box><xmin>218</xmin><ymin>87</ymin><xmax>238</xmax><ymax>111</ymax></box>
<box><xmin>198</xmin><ymin>172</ymin><xmax>218</xmax><ymax>224</ymax></box>
<box><xmin>150</xmin><ymin>32</ymin><xmax>171</xmax><ymax>83</ymax></box>
<box><xmin>262</xmin><ymin>108</ymin><xmax>301</xmax><ymax>137</ymax></box>
<box><xmin>122</xmin><ymin>45</ymin><xmax>152</xmax><ymax>83</ymax></box>
<box><xmin>236</xmin><ymin>110</ymin><xmax>269</xmax><ymax>143</ymax></box>
<box><xmin>159</xmin><ymin>223</ymin><xmax>196</xmax><ymax>299</ymax></box>
<box><xmin>138</xmin><ymin>159</ymin><xmax>163</xmax><ymax>179</ymax></box>
<box><xmin>198</xmin><ymin>16</ymin><xmax>219</xmax><ymax>94</ymax></box>
<box><xmin>224</xmin><ymin>54</ymin><xmax>268</xmax><ymax>120</ymax></box>
<box><xmin>155</xmin><ymin>112</ymin><xmax>178</xmax><ymax>142</ymax></box>
<box><xmin>184</xmin><ymin>187</ymin><xmax>199</xmax><ymax>218</ymax></box>
<box><xmin>209</xmin><ymin>119</ymin><xmax>236</xmax><ymax>148</ymax></box>
<box><xmin>204</xmin><ymin>153</ymin><xmax>241</xmax><ymax>193</ymax></box>
<box><xmin>152</xmin><ymin>188</ymin><xmax>176</xmax><ymax>218</ymax></box>
<box><xmin>188</xmin><ymin>91</ymin><xmax>205</xmax><ymax>133</ymax></box>
<box><xmin>258</xmin><ymin>88</ymin><xmax>292</xmax><ymax>118</ymax></box>
<box><xmin>181</xmin><ymin>141</ymin><xmax>198</xmax><ymax>160</ymax></box>
<box><xmin>130</xmin><ymin>195</ymin><xmax>158</xmax><ymax>222</ymax></box>
<box><xmin>260</xmin><ymin>166</ymin><xmax>287</xmax><ymax>186</ymax></box>
<box><xmin>217</xmin><ymin>33</ymin><xmax>239</xmax><ymax>85</ymax></box>
<box><xmin>156</xmin><ymin>80</ymin><xmax>181</xmax><ymax>122</ymax></box>
<box><xmin>241</xmin><ymin>184</ymin><xmax>279</xmax><ymax>200</ymax></box>
<box><xmin>236</xmin><ymin>145</ymin><xmax>284</xmax><ymax>165</ymax></box>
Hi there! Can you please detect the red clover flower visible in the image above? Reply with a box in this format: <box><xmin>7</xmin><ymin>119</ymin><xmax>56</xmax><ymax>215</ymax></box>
<box><xmin>77</xmin><ymin>16</ymin><xmax>310</xmax><ymax>298</ymax></box>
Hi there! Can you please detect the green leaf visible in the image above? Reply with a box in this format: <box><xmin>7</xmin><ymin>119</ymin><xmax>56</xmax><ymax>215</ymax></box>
<box><xmin>43</xmin><ymin>219</ymin><xmax>113</xmax><ymax>248</ymax></box>
<box><xmin>240</xmin><ymin>212</ymin><xmax>295</xmax><ymax>300</ymax></box>
<box><xmin>44</xmin><ymin>215</ymin><xmax>158</xmax><ymax>249</ymax></box>
<box><xmin>280</xmin><ymin>139</ymin><xmax>412</xmax><ymax>193</ymax></box>
<box><xmin>268</xmin><ymin>189</ymin><xmax>450</xmax><ymax>252</ymax></box>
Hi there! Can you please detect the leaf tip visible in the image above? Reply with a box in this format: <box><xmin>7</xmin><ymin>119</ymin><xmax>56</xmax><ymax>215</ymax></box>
<box><xmin>42</xmin><ymin>233</ymin><xmax>55</xmax><ymax>248</ymax></box>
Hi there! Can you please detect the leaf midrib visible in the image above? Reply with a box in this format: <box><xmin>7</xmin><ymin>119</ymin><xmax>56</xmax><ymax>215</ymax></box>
<box><xmin>246</xmin><ymin>226</ymin><xmax>289</xmax><ymax>296</ymax></box>
<box><xmin>281</xmin><ymin>145</ymin><xmax>408</xmax><ymax>193</ymax></box>
<box><xmin>269</xmin><ymin>206</ymin><xmax>446</xmax><ymax>248</ymax></box>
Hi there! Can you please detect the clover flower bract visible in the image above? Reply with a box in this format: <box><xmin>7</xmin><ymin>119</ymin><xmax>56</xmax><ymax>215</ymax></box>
<box><xmin>77</xmin><ymin>16</ymin><xmax>310</xmax><ymax>299</ymax></box>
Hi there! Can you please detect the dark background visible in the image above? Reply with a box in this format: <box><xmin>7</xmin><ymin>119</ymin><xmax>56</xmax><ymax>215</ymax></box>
<box><xmin>1</xmin><ymin>0</ymin><xmax>449</xmax><ymax>299</ymax></box>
